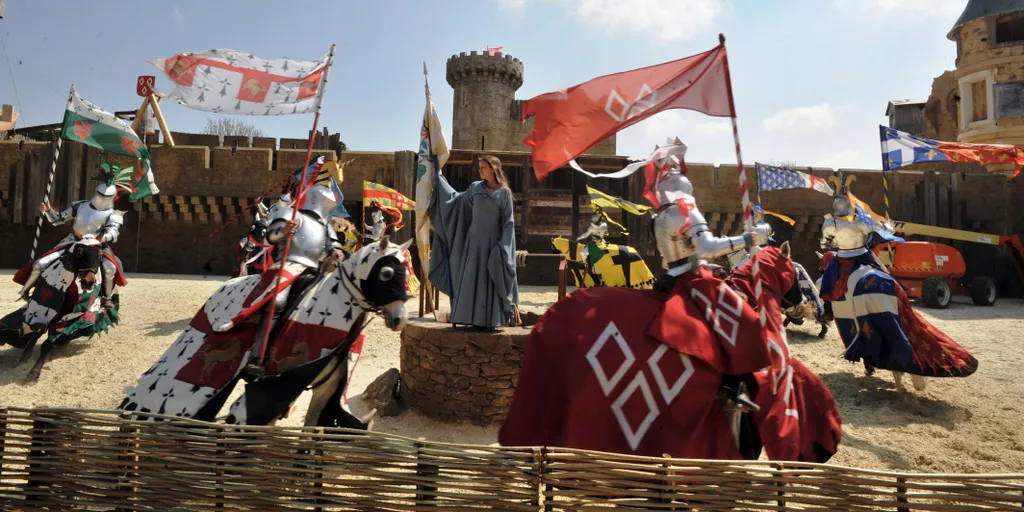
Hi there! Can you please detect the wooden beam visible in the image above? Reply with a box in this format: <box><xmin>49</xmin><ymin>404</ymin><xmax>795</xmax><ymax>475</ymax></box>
<box><xmin>130</xmin><ymin>96</ymin><xmax>151</xmax><ymax>134</ymax></box>
<box><xmin>149</xmin><ymin>94</ymin><xmax>175</xmax><ymax>147</ymax></box>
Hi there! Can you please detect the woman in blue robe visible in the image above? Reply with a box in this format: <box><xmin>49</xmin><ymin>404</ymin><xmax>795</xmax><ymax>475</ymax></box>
<box><xmin>429</xmin><ymin>155</ymin><xmax>520</xmax><ymax>329</ymax></box>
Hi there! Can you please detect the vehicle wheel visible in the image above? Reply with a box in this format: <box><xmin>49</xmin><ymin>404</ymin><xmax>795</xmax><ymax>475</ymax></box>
<box><xmin>969</xmin><ymin>276</ymin><xmax>997</xmax><ymax>306</ymax></box>
<box><xmin>922</xmin><ymin>277</ymin><xmax>952</xmax><ymax>309</ymax></box>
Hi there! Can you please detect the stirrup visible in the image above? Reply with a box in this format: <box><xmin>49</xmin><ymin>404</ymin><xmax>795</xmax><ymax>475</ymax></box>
<box><xmin>241</xmin><ymin>362</ymin><xmax>267</xmax><ymax>382</ymax></box>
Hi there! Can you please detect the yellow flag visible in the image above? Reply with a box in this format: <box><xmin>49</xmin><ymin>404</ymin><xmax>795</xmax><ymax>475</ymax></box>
<box><xmin>586</xmin><ymin>186</ymin><xmax>650</xmax><ymax>216</ymax></box>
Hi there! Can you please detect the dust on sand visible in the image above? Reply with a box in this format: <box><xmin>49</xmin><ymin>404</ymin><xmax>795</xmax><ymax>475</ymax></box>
<box><xmin>1</xmin><ymin>271</ymin><xmax>1022</xmax><ymax>474</ymax></box>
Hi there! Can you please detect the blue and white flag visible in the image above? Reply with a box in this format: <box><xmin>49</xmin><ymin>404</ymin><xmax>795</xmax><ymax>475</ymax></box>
<box><xmin>756</xmin><ymin>163</ymin><xmax>834</xmax><ymax>195</ymax></box>
<box><xmin>880</xmin><ymin>125</ymin><xmax>1024</xmax><ymax>175</ymax></box>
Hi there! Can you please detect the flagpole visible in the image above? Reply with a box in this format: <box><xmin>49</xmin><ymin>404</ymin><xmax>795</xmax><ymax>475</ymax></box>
<box><xmin>880</xmin><ymin>126</ymin><xmax>895</xmax><ymax>271</ymax></box>
<box><xmin>718</xmin><ymin>33</ymin><xmax>767</xmax><ymax>329</ymax></box>
<box><xmin>422</xmin><ymin>63</ymin><xmax>453</xmax><ymax>320</ymax></box>
<box><xmin>29</xmin><ymin>84</ymin><xmax>76</xmax><ymax>262</ymax></box>
<box><xmin>253</xmin><ymin>44</ymin><xmax>336</xmax><ymax>368</ymax></box>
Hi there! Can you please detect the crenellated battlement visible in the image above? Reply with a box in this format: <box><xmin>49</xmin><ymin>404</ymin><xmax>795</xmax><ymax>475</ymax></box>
<box><xmin>446</xmin><ymin>51</ymin><xmax>524</xmax><ymax>90</ymax></box>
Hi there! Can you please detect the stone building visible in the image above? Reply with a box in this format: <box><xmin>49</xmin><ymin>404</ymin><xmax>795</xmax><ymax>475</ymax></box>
<box><xmin>919</xmin><ymin>0</ymin><xmax>1024</xmax><ymax>168</ymax></box>
<box><xmin>446</xmin><ymin>50</ymin><xmax>616</xmax><ymax>155</ymax></box>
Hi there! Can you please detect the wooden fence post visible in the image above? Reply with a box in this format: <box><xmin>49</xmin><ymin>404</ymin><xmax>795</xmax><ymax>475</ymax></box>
<box><xmin>0</xmin><ymin>407</ymin><xmax>6</xmax><ymax>479</ymax></box>
<box><xmin>896</xmin><ymin>476</ymin><xmax>909</xmax><ymax>512</ymax></box>
<box><xmin>115</xmin><ymin>411</ymin><xmax>138</xmax><ymax>512</ymax></box>
<box><xmin>313</xmin><ymin>428</ymin><xmax>326</xmax><ymax>512</ymax></box>
<box><xmin>776</xmin><ymin>462</ymin><xmax>786</xmax><ymax>511</ymax></box>
<box><xmin>414</xmin><ymin>438</ymin><xmax>438</xmax><ymax>506</ymax></box>
<box><xmin>542</xmin><ymin>447</ymin><xmax>554</xmax><ymax>512</ymax></box>
<box><xmin>26</xmin><ymin>415</ymin><xmax>53</xmax><ymax>503</ymax></box>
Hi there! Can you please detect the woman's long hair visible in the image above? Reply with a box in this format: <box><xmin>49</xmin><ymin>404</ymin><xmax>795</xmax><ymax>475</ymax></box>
<box><xmin>479</xmin><ymin>155</ymin><xmax>511</xmax><ymax>193</ymax></box>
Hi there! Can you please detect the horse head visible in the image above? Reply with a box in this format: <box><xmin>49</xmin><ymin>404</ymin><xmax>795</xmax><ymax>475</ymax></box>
<box><xmin>342</xmin><ymin>235</ymin><xmax>413</xmax><ymax>331</ymax></box>
<box><xmin>69</xmin><ymin>236</ymin><xmax>103</xmax><ymax>294</ymax></box>
<box><xmin>730</xmin><ymin>242</ymin><xmax>804</xmax><ymax>311</ymax></box>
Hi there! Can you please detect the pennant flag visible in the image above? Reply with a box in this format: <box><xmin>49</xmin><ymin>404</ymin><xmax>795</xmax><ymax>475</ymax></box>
<box><xmin>522</xmin><ymin>42</ymin><xmax>731</xmax><ymax>180</ymax></box>
<box><xmin>364</xmin><ymin>181</ymin><xmax>415</xmax><ymax>210</ymax></box>
<box><xmin>880</xmin><ymin>125</ymin><xmax>1024</xmax><ymax>177</ymax></box>
<box><xmin>148</xmin><ymin>47</ymin><xmax>335</xmax><ymax>115</ymax></box>
<box><xmin>752</xmin><ymin>204</ymin><xmax>795</xmax><ymax>226</ymax></box>
<box><xmin>415</xmin><ymin>64</ymin><xmax>450</xmax><ymax>283</ymax></box>
<box><xmin>61</xmin><ymin>90</ymin><xmax>158</xmax><ymax>200</ymax></box>
<box><xmin>755</xmin><ymin>163</ymin><xmax>833</xmax><ymax>196</ymax></box>
<box><xmin>586</xmin><ymin>186</ymin><xmax>650</xmax><ymax>215</ymax></box>
<box><xmin>487</xmin><ymin>46</ymin><xmax>503</xmax><ymax>56</ymax></box>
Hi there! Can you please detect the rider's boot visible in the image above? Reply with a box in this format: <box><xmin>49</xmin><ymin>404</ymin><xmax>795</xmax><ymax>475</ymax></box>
<box><xmin>18</xmin><ymin>267</ymin><xmax>42</xmax><ymax>301</ymax></box>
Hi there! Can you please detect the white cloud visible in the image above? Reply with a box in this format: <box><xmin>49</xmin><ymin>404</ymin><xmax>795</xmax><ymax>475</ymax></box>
<box><xmin>499</xmin><ymin>0</ymin><xmax>729</xmax><ymax>43</ymax></box>
<box><xmin>762</xmin><ymin>104</ymin><xmax>837</xmax><ymax>132</ymax></box>
<box><xmin>695</xmin><ymin>120</ymin><xmax>732</xmax><ymax>134</ymax></box>
<box><xmin>497</xmin><ymin>0</ymin><xmax>527</xmax><ymax>11</ymax></box>
<box><xmin>172</xmin><ymin>6</ymin><xmax>185</xmax><ymax>23</ymax></box>
<box><xmin>812</xmin><ymin>149</ymin><xmax>863</xmax><ymax>170</ymax></box>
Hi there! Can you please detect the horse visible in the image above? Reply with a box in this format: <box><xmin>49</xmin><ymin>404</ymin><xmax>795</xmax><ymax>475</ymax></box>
<box><xmin>236</xmin><ymin>203</ymin><xmax>271</xmax><ymax>278</ymax></box>
<box><xmin>550</xmin><ymin>236</ymin><xmax>655</xmax><ymax>289</ymax></box>
<box><xmin>780</xmin><ymin>258</ymin><xmax>831</xmax><ymax>338</ymax></box>
<box><xmin>500</xmin><ymin>242</ymin><xmax>842</xmax><ymax>463</ymax></box>
<box><xmin>815</xmin><ymin>250</ymin><xmax>978</xmax><ymax>402</ymax></box>
<box><xmin>0</xmin><ymin>237</ymin><xmax>122</xmax><ymax>383</ymax></box>
<box><xmin>118</xmin><ymin>236</ymin><xmax>413</xmax><ymax>428</ymax></box>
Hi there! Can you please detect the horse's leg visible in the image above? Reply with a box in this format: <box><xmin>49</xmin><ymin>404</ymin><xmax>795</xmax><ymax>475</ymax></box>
<box><xmin>16</xmin><ymin>329</ymin><xmax>43</xmax><ymax>366</ymax></box>
<box><xmin>817</xmin><ymin>321</ymin><xmax>828</xmax><ymax>338</ymax></box>
<box><xmin>225</xmin><ymin>358</ymin><xmax>331</xmax><ymax>426</ymax></box>
<box><xmin>24</xmin><ymin>339</ymin><xmax>55</xmax><ymax>384</ymax></box>
<box><xmin>303</xmin><ymin>357</ymin><xmax>343</xmax><ymax>426</ymax></box>
<box><xmin>911</xmin><ymin>374</ymin><xmax>927</xmax><ymax>392</ymax></box>
<box><xmin>192</xmin><ymin>375</ymin><xmax>243</xmax><ymax>423</ymax></box>
<box><xmin>892</xmin><ymin>371</ymin><xmax>905</xmax><ymax>393</ymax></box>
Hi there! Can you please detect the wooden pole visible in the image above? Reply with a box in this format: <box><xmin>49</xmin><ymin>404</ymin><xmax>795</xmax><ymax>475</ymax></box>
<box><xmin>29</xmin><ymin>84</ymin><xmax>74</xmax><ymax>261</ymax></box>
<box><xmin>130</xmin><ymin>95</ymin><xmax>151</xmax><ymax>134</ymax></box>
<box><xmin>148</xmin><ymin>94</ymin><xmax>175</xmax><ymax>146</ymax></box>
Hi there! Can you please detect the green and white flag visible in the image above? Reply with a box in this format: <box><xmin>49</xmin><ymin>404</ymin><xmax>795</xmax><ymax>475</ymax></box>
<box><xmin>61</xmin><ymin>90</ymin><xmax>159</xmax><ymax>200</ymax></box>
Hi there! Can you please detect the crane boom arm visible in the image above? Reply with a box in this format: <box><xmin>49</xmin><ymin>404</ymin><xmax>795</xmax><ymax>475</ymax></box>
<box><xmin>889</xmin><ymin>221</ymin><xmax>1001</xmax><ymax>246</ymax></box>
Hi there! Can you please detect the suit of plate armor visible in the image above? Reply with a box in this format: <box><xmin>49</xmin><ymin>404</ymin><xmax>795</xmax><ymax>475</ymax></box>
<box><xmin>20</xmin><ymin>181</ymin><xmax>123</xmax><ymax>305</ymax></box>
<box><xmin>576</xmin><ymin>211</ymin><xmax>609</xmax><ymax>265</ymax></box>
<box><xmin>820</xmin><ymin>196</ymin><xmax>896</xmax><ymax>258</ymax></box>
<box><xmin>651</xmin><ymin>165</ymin><xmax>772</xmax><ymax>277</ymax></box>
<box><xmin>364</xmin><ymin>209</ymin><xmax>386</xmax><ymax>243</ymax></box>
<box><xmin>265</xmin><ymin>184</ymin><xmax>342</xmax><ymax>271</ymax></box>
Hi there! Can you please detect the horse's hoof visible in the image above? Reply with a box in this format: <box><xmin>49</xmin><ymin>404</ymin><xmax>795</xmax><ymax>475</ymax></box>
<box><xmin>911</xmin><ymin>375</ymin><xmax>927</xmax><ymax>392</ymax></box>
<box><xmin>23</xmin><ymin>371</ymin><xmax>40</xmax><ymax>384</ymax></box>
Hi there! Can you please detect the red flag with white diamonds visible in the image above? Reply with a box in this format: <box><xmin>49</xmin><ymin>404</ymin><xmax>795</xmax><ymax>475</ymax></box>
<box><xmin>148</xmin><ymin>47</ymin><xmax>335</xmax><ymax>116</ymax></box>
<box><xmin>522</xmin><ymin>42</ymin><xmax>732</xmax><ymax>180</ymax></box>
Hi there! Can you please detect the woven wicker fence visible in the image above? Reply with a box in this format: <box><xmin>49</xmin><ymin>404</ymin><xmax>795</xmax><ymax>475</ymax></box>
<box><xmin>1</xmin><ymin>407</ymin><xmax>1023</xmax><ymax>511</ymax></box>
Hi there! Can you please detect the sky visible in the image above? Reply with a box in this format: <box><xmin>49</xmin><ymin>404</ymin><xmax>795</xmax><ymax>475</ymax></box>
<box><xmin>0</xmin><ymin>0</ymin><xmax>970</xmax><ymax>170</ymax></box>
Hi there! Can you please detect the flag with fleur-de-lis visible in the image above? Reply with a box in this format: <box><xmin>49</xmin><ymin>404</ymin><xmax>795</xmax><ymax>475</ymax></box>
<box><xmin>147</xmin><ymin>48</ymin><xmax>335</xmax><ymax>115</ymax></box>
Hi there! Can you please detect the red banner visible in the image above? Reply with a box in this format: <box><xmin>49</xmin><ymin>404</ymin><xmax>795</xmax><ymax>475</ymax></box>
<box><xmin>136</xmin><ymin>75</ymin><xmax>155</xmax><ymax>97</ymax></box>
<box><xmin>522</xmin><ymin>43</ymin><xmax>733</xmax><ymax>181</ymax></box>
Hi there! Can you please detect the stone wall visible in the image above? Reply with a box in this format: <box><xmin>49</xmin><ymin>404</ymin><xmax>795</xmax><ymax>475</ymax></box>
<box><xmin>2</xmin><ymin>134</ymin><xmax>1022</xmax><ymax>293</ymax></box>
<box><xmin>399</xmin><ymin>319</ymin><xmax>526</xmax><ymax>425</ymax></box>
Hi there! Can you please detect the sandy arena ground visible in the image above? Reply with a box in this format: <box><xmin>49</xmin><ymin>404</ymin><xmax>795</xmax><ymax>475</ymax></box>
<box><xmin>1</xmin><ymin>270</ymin><xmax>1023</xmax><ymax>474</ymax></box>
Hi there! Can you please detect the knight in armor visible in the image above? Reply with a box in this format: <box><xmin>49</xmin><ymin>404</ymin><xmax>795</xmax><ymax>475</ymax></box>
<box><xmin>650</xmin><ymin>155</ymin><xmax>772</xmax><ymax>293</ymax></box>
<box><xmin>20</xmin><ymin>164</ymin><xmax>128</xmax><ymax>309</ymax></box>
<box><xmin>576</xmin><ymin>206</ymin><xmax>611</xmax><ymax>265</ymax></box>
<box><xmin>237</xmin><ymin>200</ymin><xmax>271</xmax><ymax>277</ymax></box>
<box><xmin>264</xmin><ymin>159</ymin><xmax>345</xmax><ymax>299</ymax></box>
<box><xmin>815</xmin><ymin>174</ymin><xmax>976</xmax><ymax>379</ymax></box>
<box><xmin>363</xmin><ymin>203</ymin><xmax>387</xmax><ymax>244</ymax></box>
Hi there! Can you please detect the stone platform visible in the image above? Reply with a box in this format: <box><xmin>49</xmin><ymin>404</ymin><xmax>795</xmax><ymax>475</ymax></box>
<box><xmin>399</xmin><ymin>318</ymin><xmax>532</xmax><ymax>425</ymax></box>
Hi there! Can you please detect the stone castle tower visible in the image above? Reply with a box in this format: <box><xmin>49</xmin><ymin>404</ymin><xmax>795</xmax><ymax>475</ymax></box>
<box><xmin>446</xmin><ymin>49</ymin><xmax>616</xmax><ymax>155</ymax></box>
